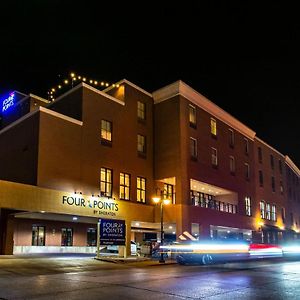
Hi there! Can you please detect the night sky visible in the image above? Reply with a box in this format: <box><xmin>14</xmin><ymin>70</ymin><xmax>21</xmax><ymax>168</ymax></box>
<box><xmin>1</xmin><ymin>2</ymin><xmax>300</xmax><ymax>166</ymax></box>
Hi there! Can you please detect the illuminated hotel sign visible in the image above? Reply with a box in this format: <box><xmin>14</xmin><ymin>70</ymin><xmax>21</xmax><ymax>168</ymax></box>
<box><xmin>2</xmin><ymin>92</ymin><xmax>15</xmax><ymax>113</ymax></box>
<box><xmin>62</xmin><ymin>195</ymin><xmax>119</xmax><ymax>217</ymax></box>
<box><xmin>100</xmin><ymin>219</ymin><xmax>126</xmax><ymax>245</ymax></box>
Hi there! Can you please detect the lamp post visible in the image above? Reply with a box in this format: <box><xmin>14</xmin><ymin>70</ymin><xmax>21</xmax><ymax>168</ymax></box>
<box><xmin>153</xmin><ymin>191</ymin><xmax>171</xmax><ymax>263</ymax></box>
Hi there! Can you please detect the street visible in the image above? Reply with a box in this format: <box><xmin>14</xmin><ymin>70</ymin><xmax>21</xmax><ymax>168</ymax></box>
<box><xmin>1</xmin><ymin>255</ymin><xmax>300</xmax><ymax>299</ymax></box>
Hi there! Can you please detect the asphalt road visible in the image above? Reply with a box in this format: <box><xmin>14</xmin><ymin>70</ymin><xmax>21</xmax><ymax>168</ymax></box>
<box><xmin>1</xmin><ymin>255</ymin><xmax>300</xmax><ymax>299</ymax></box>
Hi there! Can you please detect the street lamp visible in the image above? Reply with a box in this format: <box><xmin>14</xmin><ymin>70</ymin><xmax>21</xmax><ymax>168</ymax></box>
<box><xmin>153</xmin><ymin>192</ymin><xmax>171</xmax><ymax>263</ymax></box>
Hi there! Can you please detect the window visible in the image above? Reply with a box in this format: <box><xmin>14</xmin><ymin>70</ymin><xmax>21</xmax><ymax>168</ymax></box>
<box><xmin>260</xmin><ymin>201</ymin><xmax>265</xmax><ymax>219</ymax></box>
<box><xmin>87</xmin><ymin>228</ymin><xmax>96</xmax><ymax>246</ymax></box>
<box><xmin>189</xmin><ymin>104</ymin><xmax>196</xmax><ymax>127</ymax></box>
<box><xmin>259</xmin><ymin>170</ymin><xmax>264</xmax><ymax>187</ymax></box>
<box><xmin>258</xmin><ymin>147</ymin><xmax>262</xmax><ymax>163</ymax></box>
<box><xmin>282</xmin><ymin>207</ymin><xmax>286</xmax><ymax>223</ymax></box>
<box><xmin>211</xmin><ymin>147</ymin><xmax>218</xmax><ymax>166</ymax></box>
<box><xmin>190</xmin><ymin>137</ymin><xmax>197</xmax><ymax>159</ymax></box>
<box><xmin>291</xmin><ymin>213</ymin><xmax>294</xmax><ymax>225</ymax></box>
<box><xmin>210</xmin><ymin>118</ymin><xmax>217</xmax><ymax>136</ymax></box>
<box><xmin>244</xmin><ymin>138</ymin><xmax>249</xmax><ymax>154</ymax></box>
<box><xmin>137</xmin><ymin>177</ymin><xmax>146</xmax><ymax>203</ymax></box>
<box><xmin>271</xmin><ymin>205</ymin><xmax>276</xmax><ymax>221</ymax></box>
<box><xmin>101</xmin><ymin>120</ymin><xmax>112</xmax><ymax>143</ymax></box>
<box><xmin>32</xmin><ymin>225</ymin><xmax>45</xmax><ymax>246</ymax></box>
<box><xmin>270</xmin><ymin>155</ymin><xmax>274</xmax><ymax>170</ymax></box>
<box><xmin>137</xmin><ymin>101</ymin><xmax>145</xmax><ymax>120</ymax></box>
<box><xmin>137</xmin><ymin>134</ymin><xmax>146</xmax><ymax>154</ymax></box>
<box><xmin>61</xmin><ymin>228</ymin><xmax>73</xmax><ymax>246</ymax></box>
<box><xmin>280</xmin><ymin>180</ymin><xmax>284</xmax><ymax>194</ymax></box>
<box><xmin>164</xmin><ymin>183</ymin><xmax>174</xmax><ymax>204</ymax></box>
<box><xmin>245</xmin><ymin>163</ymin><xmax>250</xmax><ymax>180</ymax></box>
<box><xmin>266</xmin><ymin>203</ymin><xmax>271</xmax><ymax>220</ymax></box>
<box><xmin>100</xmin><ymin>167</ymin><xmax>112</xmax><ymax>197</ymax></box>
<box><xmin>245</xmin><ymin>197</ymin><xmax>251</xmax><ymax>216</ymax></box>
<box><xmin>120</xmin><ymin>172</ymin><xmax>130</xmax><ymax>200</ymax></box>
<box><xmin>229</xmin><ymin>156</ymin><xmax>235</xmax><ymax>174</ymax></box>
<box><xmin>271</xmin><ymin>176</ymin><xmax>275</xmax><ymax>192</ymax></box>
<box><xmin>229</xmin><ymin>129</ymin><xmax>234</xmax><ymax>147</ymax></box>
<box><xmin>279</xmin><ymin>160</ymin><xmax>283</xmax><ymax>174</ymax></box>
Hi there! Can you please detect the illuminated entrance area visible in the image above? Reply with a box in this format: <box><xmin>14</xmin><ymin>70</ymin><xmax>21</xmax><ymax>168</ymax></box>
<box><xmin>190</xmin><ymin>179</ymin><xmax>238</xmax><ymax>214</ymax></box>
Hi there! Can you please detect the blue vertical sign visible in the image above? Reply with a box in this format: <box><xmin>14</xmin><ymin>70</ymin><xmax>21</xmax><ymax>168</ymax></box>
<box><xmin>1</xmin><ymin>92</ymin><xmax>15</xmax><ymax>113</ymax></box>
<box><xmin>100</xmin><ymin>219</ymin><xmax>126</xmax><ymax>245</ymax></box>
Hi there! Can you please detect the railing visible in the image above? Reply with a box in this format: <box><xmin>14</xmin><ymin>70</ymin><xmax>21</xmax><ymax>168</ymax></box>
<box><xmin>191</xmin><ymin>196</ymin><xmax>237</xmax><ymax>214</ymax></box>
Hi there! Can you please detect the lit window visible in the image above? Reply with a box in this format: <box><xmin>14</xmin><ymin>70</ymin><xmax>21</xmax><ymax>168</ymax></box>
<box><xmin>189</xmin><ymin>104</ymin><xmax>196</xmax><ymax>127</ymax></box>
<box><xmin>245</xmin><ymin>163</ymin><xmax>250</xmax><ymax>180</ymax></box>
<box><xmin>229</xmin><ymin>129</ymin><xmax>234</xmax><ymax>147</ymax></box>
<box><xmin>266</xmin><ymin>203</ymin><xmax>271</xmax><ymax>220</ymax></box>
<box><xmin>260</xmin><ymin>201</ymin><xmax>265</xmax><ymax>219</ymax></box>
<box><xmin>100</xmin><ymin>167</ymin><xmax>112</xmax><ymax>197</ymax></box>
<box><xmin>210</xmin><ymin>118</ymin><xmax>217</xmax><ymax>136</ymax></box>
<box><xmin>229</xmin><ymin>156</ymin><xmax>235</xmax><ymax>173</ymax></box>
<box><xmin>61</xmin><ymin>228</ymin><xmax>73</xmax><ymax>246</ymax></box>
<box><xmin>137</xmin><ymin>101</ymin><xmax>145</xmax><ymax>120</ymax></box>
<box><xmin>101</xmin><ymin>120</ymin><xmax>112</xmax><ymax>142</ymax></box>
<box><xmin>137</xmin><ymin>134</ymin><xmax>146</xmax><ymax>154</ymax></box>
<box><xmin>211</xmin><ymin>147</ymin><xmax>218</xmax><ymax>166</ymax></box>
<box><xmin>32</xmin><ymin>225</ymin><xmax>45</xmax><ymax>246</ymax></box>
<box><xmin>190</xmin><ymin>137</ymin><xmax>197</xmax><ymax>158</ymax></box>
<box><xmin>120</xmin><ymin>173</ymin><xmax>130</xmax><ymax>200</ymax></box>
<box><xmin>245</xmin><ymin>197</ymin><xmax>251</xmax><ymax>216</ymax></box>
<box><xmin>164</xmin><ymin>183</ymin><xmax>174</xmax><ymax>204</ymax></box>
<box><xmin>137</xmin><ymin>177</ymin><xmax>146</xmax><ymax>203</ymax></box>
<box><xmin>271</xmin><ymin>205</ymin><xmax>276</xmax><ymax>221</ymax></box>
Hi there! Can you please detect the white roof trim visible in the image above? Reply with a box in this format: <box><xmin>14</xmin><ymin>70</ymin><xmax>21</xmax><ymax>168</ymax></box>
<box><xmin>103</xmin><ymin>79</ymin><xmax>153</xmax><ymax>98</ymax></box>
<box><xmin>29</xmin><ymin>94</ymin><xmax>50</xmax><ymax>103</ymax></box>
<box><xmin>39</xmin><ymin>107</ymin><xmax>83</xmax><ymax>126</ymax></box>
<box><xmin>254</xmin><ymin>137</ymin><xmax>285</xmax><ymax>158</ymax></box>
<box><xmin>153</xmin><ymin>80</ymin><xmax>256</xmax><ymax>140</ymax></box>
<box><xmin>285</xmin><ymin>156</ymin><xmax>300</xmax><ymax>176</ymax></box>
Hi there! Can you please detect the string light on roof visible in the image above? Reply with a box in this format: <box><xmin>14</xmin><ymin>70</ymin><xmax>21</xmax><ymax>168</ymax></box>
<box><xmin>47</xmin><ymin>71</ymin><xmax>121</xmax><ymax>102</ymax></box>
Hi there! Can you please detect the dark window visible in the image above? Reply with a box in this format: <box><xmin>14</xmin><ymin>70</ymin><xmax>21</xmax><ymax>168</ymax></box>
<box><xmin>270</xmin><ymin>155</ymin><xmax>274</xmax><ymax>170</ymax></box>
<box><xmin>244</xmin><ymin>138</ymin><xmax>249</xmax><ymax>154</ymax></box>
<box><xmin>229</xmin><ymin>156</ymin><xmax>235</xmax><ymax>174</ymax></box>
<box><xmin>32</xmin><ymin>225</ymin><xmax>45</xmax><ymax>246</ymax></box>
<box><xmin>282</xmin><ymin>207</ymin><xmax>286</xmax><ymax>223</ymax></box>
<box><xmin>101</xmin><ymin>120</ymin><xmax>112</xmax><ymax>143</ymax></box>
<box><xmin>271</xmin><ymin>176</ymin><xmax>275</xmax><ymax>192</ymax></box>
<box><xmin>190</xmin><ymin>137</ymin><xmax>197</xmax><ymax>158</ymax></box>
<box><xmin>61</xmin><ymin>228</ymin><xmax>73</xmax><ymax>246</ymax></box>
<box><xmin>211</xmin><ymin>148</ymin><xmax>218</xmax><ymax>166</ymax></box>
<box><xmin>87</xmin><ymin>228</ymin><xmax>96</xmax><ymax>246</ymax></box>
<box><xmin>100</xmin><ymin>167</ymin><xmax>112</xmax><ymax>197</ymax></box>
<box><xmin>120</xmin><ymin>172</ymin><xmax>130</xmax><ymax>200</ymax></box>
<box><xmin>259</xmin><ymin>170</ymin><xmax>264</xmax><ymax>187</ymax></box>
<box><xmin>258</xmin><ymin>147</ymin><xmax>262</xmax><ymax>163</ymax></box>
<box><xmin>137</xmin><ymin>177</ymin><xmax>146</xmax><ymax>203</ymax></box>
<box><xmin>137</xmin><ymin>101</ymin><xmax>146</xmax><ymax>120</ymax></box>
<box><xmin>229</xmin><ymin>129</ymin><xmax>234</xmax><ymax>147</ymax></box>
<box><xmin>280</xmin><ymin>180</ymin><xmax>284</xmax><ymax>195</ymax></box>
<box><xmin>291</xmin><ymin>213</ymin><xmax>294</xmax><ymax>225</ymax></box>
<box><xmin>245</xmin><ymin>163</ymin><xmax>250</xmax><ymax>180</ymax></box>
<box><xmin>279</xmin><ymin>160</ymin><xmax>283</xmax><ymax>174</ymax></box>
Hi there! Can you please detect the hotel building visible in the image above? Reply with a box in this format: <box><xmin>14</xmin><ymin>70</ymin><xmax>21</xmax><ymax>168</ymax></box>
<box><xmin>0</xmin><ymin>79</ymin><xmax>299</xmax><ymax>255</ymax></box>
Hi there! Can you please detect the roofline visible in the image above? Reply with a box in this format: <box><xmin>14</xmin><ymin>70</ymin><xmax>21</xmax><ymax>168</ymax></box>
<box><xmin>51</xmin><ymin>82</ymin><xmax>125</xmax><ymax>106</ymax></box>
<box><xmin>153</xmin><ymin>80</ymin><xmax>256</xmax><ymax>140</ymax></box>
<box><xmin>29</xmin><ymin>94</ymin><xmax>50</xmax><ymax>104</ymax></box>
<box><xmin>285</xmin><ymin>155</ymin><xmax>300</xmax><ymax>176</ymax></box>
<box><xmin>103</xmin><ymin>79</ymin><xmax>153</xmax><ymax>98</ymax></box>
<box><xmin>254</xmin><ymin>137</ymin><xmax>285</xmax><ymax>158</ymax></box>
